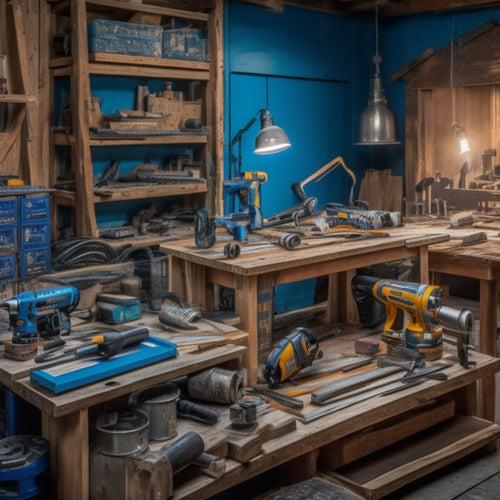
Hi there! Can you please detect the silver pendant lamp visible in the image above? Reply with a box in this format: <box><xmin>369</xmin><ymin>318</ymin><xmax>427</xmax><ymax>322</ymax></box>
<box><xmin>355</xmin><ymin>2</ymin><xmax>400</xmax><ymax>146</ymax></box>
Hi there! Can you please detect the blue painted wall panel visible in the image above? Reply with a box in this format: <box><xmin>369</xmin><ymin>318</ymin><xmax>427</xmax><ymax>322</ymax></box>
<box><xmin>226</xmin><ymin>3</ymin><xmax>357</xmax><ymax>219</ymax></box>
<box><xmin>229</xmin><ymin>74</ymin><xmax>352</xmax><ymax>218</ymax></box>
<box><xmin>228</xmin><ymin>4</ymin><xmax>354</xmax><ymax>81</ymax></box>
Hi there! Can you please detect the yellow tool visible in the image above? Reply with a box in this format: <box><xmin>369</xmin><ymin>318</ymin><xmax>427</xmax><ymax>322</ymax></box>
<box><xmin>352</xmin><ymin>276</ymin><xmax>474</xmax><ymax>361</ymax></box>
<box><xmin>264</xmin><ymin>327</ymin><xmax>323</xmax><ymax>387</ymax></box>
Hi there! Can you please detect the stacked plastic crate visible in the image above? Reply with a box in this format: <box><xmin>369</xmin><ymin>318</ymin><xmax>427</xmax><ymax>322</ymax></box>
<box><xmin>0</xmin><ymin>187</ymin><xmax>51</xmax><ymax>299</ymax></box>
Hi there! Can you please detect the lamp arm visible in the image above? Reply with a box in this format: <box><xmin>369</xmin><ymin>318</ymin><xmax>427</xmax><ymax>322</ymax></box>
<box><xmin>229</xmin><ymin>109</ymin><xmax>264</xmax><ymax>177</ymax></box>
<box><xmin>230</xmin><ymin>111</ymin><xmax>263</xmax><ymax>147</ymax></box>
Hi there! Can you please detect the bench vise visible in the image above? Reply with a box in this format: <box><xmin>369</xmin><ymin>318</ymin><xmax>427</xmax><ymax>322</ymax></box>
<box><xmin>1</xmin><ymin>286</ymin><xmax>80</xmax><ymax>360</ymax></box>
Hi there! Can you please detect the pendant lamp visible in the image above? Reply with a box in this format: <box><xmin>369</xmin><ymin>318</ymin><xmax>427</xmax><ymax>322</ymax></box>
<box><xmin>355</xmin><ymin>2</ymin><xmax>400</xmax><ymax>146</ymax></box>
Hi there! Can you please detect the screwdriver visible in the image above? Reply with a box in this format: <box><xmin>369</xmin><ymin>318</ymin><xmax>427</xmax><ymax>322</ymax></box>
<box><xmin>34</xmin><ymin>327</ymin><xmax>150</xmax><ymax>366</ymax></box>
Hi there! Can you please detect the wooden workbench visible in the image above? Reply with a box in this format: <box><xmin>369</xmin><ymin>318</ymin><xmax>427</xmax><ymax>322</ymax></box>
<box><xmin>1</xmin><ymin>317</ymin><xmax>499</xmax><ymax>499</ymax></box>
<box><xmin>161</xmin><ymin>227</ymin><xmax>450</xmax><ymax>385</ymax></box>
<box><xmin>0</xmin><ymin>317</ymin><xmax>248</xmax><ymax>500</ymax></box>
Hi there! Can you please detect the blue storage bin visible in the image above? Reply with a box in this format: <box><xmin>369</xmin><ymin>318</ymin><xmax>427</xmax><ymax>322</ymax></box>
<box><xmin>162</xmin><ymin>28</ymin><xmax>207</xmax><ymax>61</ymax></box>
<box><xmin>88</xmin><ymin>20</ymin><xmax>163</xmax><ymax>57</ymax></box>
<box><xmin>20</xmin><ymin>194</ymin><xmax>50</xmax><ymax>223</ymax></box>
<box><xmin>21</xmin><ymin>223</ymin><xmax>50</xmax><ymax>248</ymax></box>
<box><xmin>0</xmin><ymin>254</ymin><xmax>16</xmax><ymax>280</ymax></box>
<box><xmin>19</xmin><ymin>246</ymin><xmax>50</xmax><ymax>278</ymax></box>
<box><xmin>0</xmin><ymin>196</ymin><xmax>17</xmax><ymax>225</ymax></box>
<box><xmin>0</xmin><ymin>225</ymin><xmax>17</xmax><ymax>253</ymax></box>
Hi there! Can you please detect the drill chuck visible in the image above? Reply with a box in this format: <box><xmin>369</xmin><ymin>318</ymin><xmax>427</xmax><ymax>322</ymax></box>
<box><xmin>436</xmin><ymin>306</ymin><xmax>474</xmax><ymax>331</ymax></box>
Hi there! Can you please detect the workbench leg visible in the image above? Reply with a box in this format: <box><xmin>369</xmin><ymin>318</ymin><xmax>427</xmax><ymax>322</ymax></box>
<box><xmin>169</xmin><ymin>255</ymin><xmax>186</xmax><ymax>300</ymax></box>
<box><xmin>42</xmin><ymin>410</ymin><xmax>89</xmax><ymax>500</ymax></box>
<box><xmin>478</xmin><ymin>279</ymin><xmax>498</xmax><ymax>421</ymax></box>
<box><xmin>235</xmin><ymin>275</ymin><xmax>262</xmax><ymax>386</ymax></box>
<box><xmin>326</xmin><ymin>270</ymin><xmax>358</xmax><ymax>324</ymax></box>
<box><xmin>419</xmin><ymin>247</ymin><xmax>429</xmax><ymax>283</ymax></box>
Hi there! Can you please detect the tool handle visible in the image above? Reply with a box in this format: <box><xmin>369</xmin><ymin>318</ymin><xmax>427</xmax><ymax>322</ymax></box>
<box><xmin>177</xmin><ymin>399</ymin><xmax>220</xmax><ymax>424</ymax></box>
<box><xmin>98</xmin><ymin>327</ymin><xmax>150</xmax><ymax>358</ymax></box>
<box><xmin>165</xmin><ymin>431</ymin><xmax>204</xmax><ymax>473</ymax></box>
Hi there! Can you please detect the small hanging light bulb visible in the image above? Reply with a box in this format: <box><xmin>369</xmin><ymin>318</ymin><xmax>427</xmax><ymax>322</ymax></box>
<box><xmin>452</xmin><ymin>123</ymin><xmax>470</xmax><ymax>154</ymax></box>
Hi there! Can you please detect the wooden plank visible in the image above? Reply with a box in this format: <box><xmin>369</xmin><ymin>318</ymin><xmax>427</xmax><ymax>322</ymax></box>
<box><xmin>11</xmin><ymin>0</ymin><xmax>42</xmax><ymax>186</ymax></box>
<box><xmin>42</xmin><ymin>409</ymin><xmax>89</xmax><ymax>500</ymax></box>
<box><xmin>321</xmin><ymin>416</ymin><xmax>500</xmax><ymax>500</ymax></box>
<box><xmin>161</xmin><ymin>231</ymin><xmax>450</xmax><ymax>278</ymax></box>
<box><xmin>318</xmin><ymin>397</ymin><xmax>455</xmax><ymax>469</ymax></box>
<box><xmin>208</xmin><ymin>0</ymin><xmax>225</xmax><ymax>215</ymax></box>
<box><xmin>225</xmin><ymin>406</ymin><xmax>296</xmax><ymax>463</ymax></box>
<box><xmin>71</xmin><ymin>0</ymin><xmax>99</xmax><ymax>236</ymax></box>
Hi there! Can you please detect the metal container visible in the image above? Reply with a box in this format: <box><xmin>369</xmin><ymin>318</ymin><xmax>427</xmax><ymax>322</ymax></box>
<box><xmin>188</xmin><ymin>368</ymin><xmax>243</xmax><ymax>404</ymax></box>
<box><xmin>128</xmin><ymin>382</ymin><xmax>180</xmax><ymax>441</ymax></box>
<box><xmin>95</xmin><ymin>409</ymin><xmax>149</xmax><ymax>456</ymax></box>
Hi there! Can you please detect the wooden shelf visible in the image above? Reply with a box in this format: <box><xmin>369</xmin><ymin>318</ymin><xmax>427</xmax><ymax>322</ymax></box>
<box><xmin>48</xmin><ymin>0</ymin><xmax>223</xmax><ymax>239</ymax></box>
<box><xmin>52</xmin><ymin>130</ymin><xmax>208</xmax><ymax>146</ymax></box>
<box><xmin>319</xmin><ymin>415</ymin><xmax>500</xmax><ymax>500</ymax></box>
<box><xmin>53</xmin><ymin>0</ymin><xmax>210</xmax><ymax>23</ymax></box>
<box><xmin>51</xmin><ymin>53</ymin><xmax>210</xmax><ymax>79</ymax></box>
<box><xmin>0</xmin><ymin>94</ymin><xmax>37</xmax><ymax>103</ymax></box>
<box><xmin>53</xmin><ymin>181</ymin><xmax>207</xmax><ymax>204</ymax></box>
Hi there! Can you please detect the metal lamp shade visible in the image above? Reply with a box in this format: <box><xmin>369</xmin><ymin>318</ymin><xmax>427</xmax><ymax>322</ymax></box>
<box><xmin>356</xmin><ymin>101</ymin><xmax>400</xmax><ymax>145</ymax></box>
<box><xmin>254</xmin><ymin>110</ymin><xmax>291</xmax><ymax>155</ymax></box>
<box><xmin>356</xmin><ymin>73</ymin><xmax>400</xmax><ymax>146</ymax></box>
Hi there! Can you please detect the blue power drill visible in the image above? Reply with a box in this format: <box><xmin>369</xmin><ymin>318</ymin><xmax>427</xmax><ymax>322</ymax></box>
<box><xmin>1</xmin><ymin>286</ymin><xmax>80</xmax><ymax>360</ymax></box>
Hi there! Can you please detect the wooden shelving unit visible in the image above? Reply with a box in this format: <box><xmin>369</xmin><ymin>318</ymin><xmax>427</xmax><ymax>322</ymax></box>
<box><xmin>48</xmin><ymin>0</ymin><xmax>224</xmax><ymax>239</ymax></box>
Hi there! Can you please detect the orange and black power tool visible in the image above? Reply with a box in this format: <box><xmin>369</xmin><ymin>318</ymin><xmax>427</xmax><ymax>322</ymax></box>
<box><xmin>264</xmin><ymin>327</ymin><xmax>322</xmax><ymax>387</ymax></box>
<box><xmin>352</xmin><ymin>275</ymin><xmax>473</xmax><ymax>361</ymax></box>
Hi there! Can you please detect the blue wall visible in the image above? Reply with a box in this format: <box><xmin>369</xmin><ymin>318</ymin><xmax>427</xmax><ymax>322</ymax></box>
<box><xmin>225</xmin><ymin>3</ymin><xmax>365</xmax><ymax>218</ymax></box>
<box><xmin>225</xmin><ymin>3</ymin><xmax>500</xmax><ymax>212</ymax></box>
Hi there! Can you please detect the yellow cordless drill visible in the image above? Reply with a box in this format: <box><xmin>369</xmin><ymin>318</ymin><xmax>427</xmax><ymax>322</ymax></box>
<box><xmin>352</xmin><ymin>275</ymin><xmax>473</xmax><ymax>361</ymax></box>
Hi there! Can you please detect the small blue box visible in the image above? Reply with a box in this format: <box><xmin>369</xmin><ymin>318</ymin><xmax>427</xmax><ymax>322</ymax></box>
<box><xmin>19</xmin><ymin>246</ymin><xmax>50</xmax><ymax>278</ymax></box>
<box><xmin>0</xmin><ymin>225</ymin><xmax>17</xmax><ymax>253</ymax></box>
<box><xmin>0</xmin><ymin>196</ymin><xmax>17</xmax><ymax>225</ymax></box>
<box><xmin>88</xmin><ymin>20</ymin><xmax>163</xmax><ymax>57</ymax></box>
<box><xmin>0</xmin><ymin>254</ymin><xmax>16</xmax><ymax>280</ymax></box>
<box><xmin>20</xmin><ymin>194</ymin><xmax>50</xmax><ymax>223</ymax></box>
<box><xmin>162</xmin><ymin>28</ymin><xmax>207</xmax><ymax>61</ymax></box>
<box><xmin>21</xmin><ymin>223</ymin><xmax>50</xmax><ymax>248</ymax></box>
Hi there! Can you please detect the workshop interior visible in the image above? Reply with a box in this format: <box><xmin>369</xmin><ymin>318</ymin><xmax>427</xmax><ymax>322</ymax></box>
<box><xmin>2</xmin><ymin>0</ymin><xmax>500</xmax><ymax>499</ymax></box>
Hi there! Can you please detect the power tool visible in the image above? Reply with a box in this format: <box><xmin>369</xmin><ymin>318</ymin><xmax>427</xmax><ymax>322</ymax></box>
<box><xmin>1</xmin><ymin>286</ymin><xmax>80</xmax><ymax>360</ymax></box>
<box><xmin>195</xmin><ymin>171</ymin><xmax>267</xmax><ymax>248</ymax></box>
<box><xmin>264</xmin><ymin>327</ymin><xmax>323</xmax><ymax>387</ymax></box>
<box><xmin>352</xmin><ymin>275</ymin><xmax>473</xmax><ymax>360</ymax></box>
